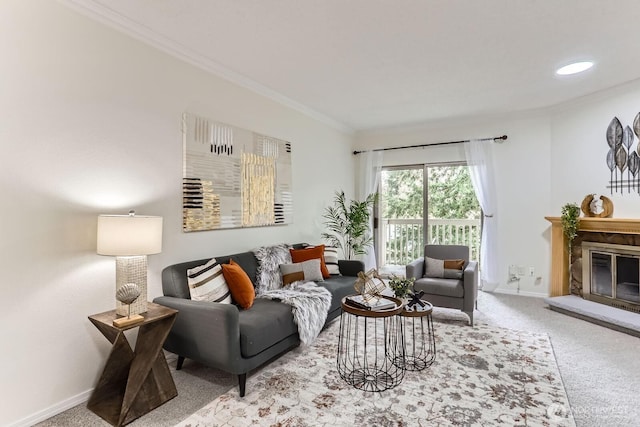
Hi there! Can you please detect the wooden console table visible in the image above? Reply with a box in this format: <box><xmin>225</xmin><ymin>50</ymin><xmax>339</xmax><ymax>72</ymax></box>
<box><xmin>87</xmin><ymin>302</ymin><xmax>178</xmax><ymax>426</ymax></box>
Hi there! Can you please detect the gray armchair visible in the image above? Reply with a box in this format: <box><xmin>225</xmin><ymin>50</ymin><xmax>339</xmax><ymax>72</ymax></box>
<box><xmin>406</xmin><ymin>244</ymin><xmax>478</xmax><ymax>326</ymax></box>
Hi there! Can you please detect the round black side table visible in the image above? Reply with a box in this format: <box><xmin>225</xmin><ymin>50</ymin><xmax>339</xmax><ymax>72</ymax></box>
<box><xmin>337</xmin><ymin>295</ymin><xmax>405</xmax><ymax>392</ymax></box>
<box><xmin>392</xmin><ymin>301</ymin><xmax>436</xmax><ymax>371</ymax></box>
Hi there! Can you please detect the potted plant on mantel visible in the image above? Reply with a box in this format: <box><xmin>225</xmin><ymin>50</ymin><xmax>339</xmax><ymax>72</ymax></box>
<box><xmin>561</xmin><ymin>203</ymin><xmax>581</xmax><ymax>293</ymax></box>
<box><xmin>321</xmin><ymin>190</ymin><xmax>377</xmax><ymax>260</ymax></box>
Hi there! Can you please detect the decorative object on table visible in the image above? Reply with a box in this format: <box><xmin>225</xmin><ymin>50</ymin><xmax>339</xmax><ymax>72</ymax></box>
<box><xmin>344</xmin><ymin>294</ymin><xmax>396</xmax><ymax>311</ymax></box>
<box><xmin>560</xmin><ymin>203</ymin><xmax>580</xmax><ymax>293</ymax></box>
<box><xmin>97</xmin><ymin>210</ymin><xmax>163</xmax><ymax>316</ymax></box>
<box><xmin>321</xmin><ymin>190</ymin><xmax>377</xmax><ymax>259</ymax></box>
<box><xmin>113</xmin><ymin>283</ymin><xmax>144</xmax><ymax>327</ymax></box>
<box><xmin>580</xmin><ymin>194</ymin><xmax>613</xmax><ymax>217</ymax></box>
<box><xmin>388</xmin><ymin>275</ymin><xmax>415</xmax><ymax>302</ymax></box>
<box><xmin>353</xmin><ymin>268</ymin><xmax>386</xmax><ymax>303</ymax></box>
<box><xmin>605</xmin><ymin>113</ymin><xmax>640</xmax><ymax>195</ymax></box>
<box><xmin>406</xmin><ymin>290</ymin><xmax>426</xmax><ymax>310</ymax></box>
<box><xmin>182</xmin><ymin>113</ymin><xmax>293</xmax><ymax>231</ymax></box>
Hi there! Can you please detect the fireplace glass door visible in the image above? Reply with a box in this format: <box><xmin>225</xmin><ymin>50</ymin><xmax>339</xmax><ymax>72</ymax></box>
<box><xmin>589</xmin><ymin>251</ymin><xmax>640</xmax><ymax>303</ymax></box>
<box><xmin>616</xmin><ymin>256</ymin><xmax>640</xmax><ymax>303</ymax></box>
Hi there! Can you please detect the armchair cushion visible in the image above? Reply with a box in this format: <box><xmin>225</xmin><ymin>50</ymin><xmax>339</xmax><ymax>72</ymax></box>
<box><xmin>414</xmin><ymin>277</ymin><xmax>464</xmax><ymax>298</ymax></box>
<box><xmin>424</xmin><ymin>256</ymin><xmax>465</xmax><ymax>279</ymax></box>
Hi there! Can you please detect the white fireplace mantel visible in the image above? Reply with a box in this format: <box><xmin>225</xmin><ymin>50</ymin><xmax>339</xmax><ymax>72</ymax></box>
<box><xmin>545</xmin><ymin>216</ymin><xmax>640</xmax><ymax>296</ymax></box>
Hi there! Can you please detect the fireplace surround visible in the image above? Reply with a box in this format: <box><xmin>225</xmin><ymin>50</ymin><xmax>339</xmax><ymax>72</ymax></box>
<box><xmin>545</xmin><ymin>217</ymin><xmax>640</xmax><ymax>297</ymax></box>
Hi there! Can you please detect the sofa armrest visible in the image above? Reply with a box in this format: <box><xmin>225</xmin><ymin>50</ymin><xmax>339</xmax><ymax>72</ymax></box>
<box><xmin>406</xmin><ymin>258</ymin><xmax>424</xmax><ymax>280</ymax></box>
<box><xmin>153</xmin><ymin>296</ymin><xmax>245</xmax><ymax>372</ymax></box>
<box><xmin>338</xmin><ymin>260</ymin><xmax>365</xmax><ymax>277</ymax></box>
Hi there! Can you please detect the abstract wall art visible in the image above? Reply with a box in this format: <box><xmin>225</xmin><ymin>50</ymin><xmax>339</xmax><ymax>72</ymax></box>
<box><xmin>182</xmin><ymin>113</ymin><xmax>293</xmax><ymax>231</ymax></box>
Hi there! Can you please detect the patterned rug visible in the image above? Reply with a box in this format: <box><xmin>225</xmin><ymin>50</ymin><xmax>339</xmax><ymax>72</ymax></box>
<box><xmin>176</xmin><ymin>319</ymin><xmax>575</xmax><ymax>426</ymax></box>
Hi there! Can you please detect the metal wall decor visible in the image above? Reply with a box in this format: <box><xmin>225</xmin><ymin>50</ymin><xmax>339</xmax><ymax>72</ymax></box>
<box><xmin>606</xmin><ymin>113</ymin><xmax>640</xmax><ymax>194</ymax></box>
<box><xmin>182</xmin><ymin>113</ymin><xmax>293</xmax><ymax>231</ymax></box>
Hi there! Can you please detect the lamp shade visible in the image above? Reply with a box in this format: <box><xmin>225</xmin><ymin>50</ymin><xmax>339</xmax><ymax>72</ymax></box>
<box><xmin>97</xmin><ymin>214</ymin><xmax>163</xmax><ymax>256</ymax></box>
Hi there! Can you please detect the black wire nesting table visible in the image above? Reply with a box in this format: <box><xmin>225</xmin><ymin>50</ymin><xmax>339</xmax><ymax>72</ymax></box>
<box><xmin>337</xmin><ymin>295</ymin><xmax>405</xmax><ymax>392</ymax></box>
<box><xmin>337</xmin><ymin>295</ymin><xmax>436</xmax><ymax>392</ymax></box>
<box><xmin>394</xmin><ymin>301</ymin><xmax>436</xmax><ymax>371</ymax></box>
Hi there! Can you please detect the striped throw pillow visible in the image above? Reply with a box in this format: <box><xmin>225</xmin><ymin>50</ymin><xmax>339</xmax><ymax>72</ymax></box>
<box><xmin>324</xmin><ymin>246</ymin><xmax>340</xmax><ymax>275</ymax></box>
<box><xmin>187</xmin><ymin>258</ymin><xmax>232</xmax><ymax>303</ymax></box>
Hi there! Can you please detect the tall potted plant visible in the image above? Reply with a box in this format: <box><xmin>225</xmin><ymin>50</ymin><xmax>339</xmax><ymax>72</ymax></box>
<box><xmin>561</xmin><ymin>203</ymin><xmax>580</xmax><ymax>292</ymax></box>
<box><xmin>321</xmin><ymin>190</ymin><xmax>377</xmax><ymax>260</ymax></box>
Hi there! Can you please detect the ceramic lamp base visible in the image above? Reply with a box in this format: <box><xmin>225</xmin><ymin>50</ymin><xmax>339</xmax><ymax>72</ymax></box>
<box><xmin>115</xmin><ymin>255</ymin><xmax>148</xmax><ymax>316</ymax></box>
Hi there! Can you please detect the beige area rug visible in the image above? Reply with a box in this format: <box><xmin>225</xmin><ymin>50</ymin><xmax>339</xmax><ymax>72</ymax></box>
<box><xmin>176</xmin><ymin>319</ymin><xmax>575</xmax><ymax>427</ymax></box>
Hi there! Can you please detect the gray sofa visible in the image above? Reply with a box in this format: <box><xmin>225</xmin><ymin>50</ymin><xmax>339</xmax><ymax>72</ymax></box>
<box><xmin>153</xmin><ymin>244</ymin><xmax>363</xmax><ymax>397</ymax></box>
<box><xmin>406</xmin><ymin>244</ymin><xmax>478</xmax><ymax>326</ymax></box>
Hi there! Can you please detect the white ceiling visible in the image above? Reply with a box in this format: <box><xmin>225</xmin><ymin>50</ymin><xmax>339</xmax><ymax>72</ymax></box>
<box><xmin>65</xmin><ymin>0</ymin><xmax>640</xmax><ymax>132</ymax></box>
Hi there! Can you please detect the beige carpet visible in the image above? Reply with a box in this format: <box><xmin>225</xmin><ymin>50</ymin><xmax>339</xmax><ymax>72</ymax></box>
<box><xmin>176</xmin><ymin>319</ymin><xmax>574</xmax><ymax>426</ymax></box>
<box><xmin>36</xmin><ymin>292</ymin><xmax>640</xmax><ymax>426</ymax></box>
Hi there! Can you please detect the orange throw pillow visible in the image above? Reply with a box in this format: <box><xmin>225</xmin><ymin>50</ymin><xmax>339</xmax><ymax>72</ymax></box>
<box><xmin>290</xmin><ymin>245</ymin><xmax>330</xmax><ymax>279</ymax></box>
<box><xmin>221</xmin><ymin>259</ymin><xmax>255</xmax><ymax>309</ymax></box>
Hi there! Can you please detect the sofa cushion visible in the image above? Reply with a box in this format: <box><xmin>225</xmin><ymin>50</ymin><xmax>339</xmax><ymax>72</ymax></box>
<box><xmin>424</xmin><ymin>256</ymin><xmax>465</xmax><ymax>279</ymax></box>
<box><xmin>290</xmin><ymin>245</ymin><xmax>330</xmax><ymax>278</ymax></box>
<box><xmin>280</xmin><ymin>259</ymin><xmax>324</xmax><ymax>285</ymax></box>
<box><xmin>323</xmin><ymin>246</ymin><xmax>341</xmax><ymax>275</ymax></box>
<box><xmin>414</xmin><ymin>277</ymin><xmax>464</xmax><ymax>298</ymax></box>
<box><xmin>222</xmin><ymin>259</ymin><xmax>255</xmax><ymax>309</ymax></box>
<box><xmin>186</xmin><ymin>258</ymin><xmax>232</xmax><ymax>303</ymax></box>
<box><xmin>238</xmin><ymin>299</ymin><xmax>298</xmax><ymax>358</ymax></box>
<box><xmin>318</xmin><ymin>275</ymin><xmax>358</xmax><ymax>314</ymax></box>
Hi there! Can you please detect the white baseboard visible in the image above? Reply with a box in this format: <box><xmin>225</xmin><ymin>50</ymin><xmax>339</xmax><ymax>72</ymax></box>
<box><xmin>6</xmin><ymin>389</ymin><xmax>92</xmax><ymax>427</ymax></box>
<box><xmin>489</xmin><ymin>287</ymin><xmax>548</xmax><ymax>298</ymax></box>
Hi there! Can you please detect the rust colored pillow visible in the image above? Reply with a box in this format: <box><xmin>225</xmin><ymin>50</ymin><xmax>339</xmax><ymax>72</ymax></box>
<box><xmin>290</xmin><ymin>245</ymin><xmax>330</xmax><ymax>278</ymax></box>
<box><xmin>221</xmin><ymin>259</ymin><xmax>255</xmax><ymax>309</ymax></box>
<box><xmin>444</xmin><ymin>259</ymin><xmax>465</xmax><ymax>270</ymax></box>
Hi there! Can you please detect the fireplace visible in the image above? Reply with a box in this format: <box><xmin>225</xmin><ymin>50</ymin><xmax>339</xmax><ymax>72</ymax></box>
<box><xmin>582</xmin><ymin>242</ymin><xmax>640</xmax><ymax>313</ymax></box>
<box><xmin>545</xmin><ymin>216</ymin><xmax>640</xmax><ymax>296</ymax></box>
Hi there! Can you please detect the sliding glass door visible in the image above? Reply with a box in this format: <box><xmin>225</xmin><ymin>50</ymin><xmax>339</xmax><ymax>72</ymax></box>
<box><xmin>377</xmin><ymin>163</ymin><xmax>480</xmax><ymax>276</ymax></box>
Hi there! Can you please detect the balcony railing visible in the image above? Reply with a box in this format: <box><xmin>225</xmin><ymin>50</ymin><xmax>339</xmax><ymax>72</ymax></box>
<box><xmin>379</xmin><ymin>218</ymin><xmax>481</xmax><ymax>269</ymax></box>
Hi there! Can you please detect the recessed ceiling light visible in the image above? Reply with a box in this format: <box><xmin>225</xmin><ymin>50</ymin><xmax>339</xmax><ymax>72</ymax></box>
<box><xmin>556</xmin><ymin>61</ymin><xmax>594</xmax><ymax>76</ymax></box>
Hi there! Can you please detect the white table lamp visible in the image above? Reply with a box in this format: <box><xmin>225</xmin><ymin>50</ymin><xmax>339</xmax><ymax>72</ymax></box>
<box><xmin>97</xmin><ymin>211</ymin><xmax>163</xmax><ymax>317</ymax></box>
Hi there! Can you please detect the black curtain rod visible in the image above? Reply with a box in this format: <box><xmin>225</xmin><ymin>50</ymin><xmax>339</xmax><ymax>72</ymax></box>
<box><xmin>352</xmin><ymin>134</ymin><xmax>508</xmax><ymax>155</ymax></box>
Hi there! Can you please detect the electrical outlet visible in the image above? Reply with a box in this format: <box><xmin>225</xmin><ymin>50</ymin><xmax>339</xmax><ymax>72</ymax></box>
<box><xmin>509</xmin><ymin>265</ymin><xmax>517</xmax><ymax>276</ymax></box>
<box><xmin>517</xmin><ymin>266</ymin><xmax>526</xmax><ymax>276</ymax></box>
<box><xmin>529</xmin><ymin>267</ymin><xmax>535</xmax><ymax>276</ymax></box>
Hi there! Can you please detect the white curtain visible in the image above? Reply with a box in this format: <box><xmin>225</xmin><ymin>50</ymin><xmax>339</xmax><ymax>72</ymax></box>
<box><xmin>357</xmin><ymin>150</ymin><xmax>383</xmax><ymax>270</ymax></box>
<box><xmin>464</xmin><ymin>139</ymin><xmax>499</xmax><ymax>292</ymax></box>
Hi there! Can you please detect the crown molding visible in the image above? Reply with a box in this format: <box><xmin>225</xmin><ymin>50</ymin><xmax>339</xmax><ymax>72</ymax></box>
<box><xmin>57</xmin><ymin>0</ymin><xmax>353</xmax><ymax>134</ymax></box>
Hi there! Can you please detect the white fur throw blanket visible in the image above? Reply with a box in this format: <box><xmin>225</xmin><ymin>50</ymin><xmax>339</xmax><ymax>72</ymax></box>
<box><xmin>258</xmin><ymin>281</ymin><xmax>332</xmax><ymax>345</ymax></box>
<box><xmin>253</xmin><ymin>244</ymin><xmax>331</xmax><ymax>345</ymax></box>
<box><xmin>253</xmin><ymin>243</ymin><xmax>292</xmax><ymax>294</ymax></box>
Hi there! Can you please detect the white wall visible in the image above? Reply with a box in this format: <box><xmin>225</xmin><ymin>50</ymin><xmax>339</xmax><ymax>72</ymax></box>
<box><xmin>550</xmin><ymin>80</ymin><xmax>640</xmax><ymax>216</ymax></box>
<box><xmin>356</xmin><ymin>79</ymin><xmax>640</xmax><ymax>299</ymax></box>
<box><xmin>355</xmin><ymin>113</ymin><xmax>553</xmax><ymax>297</ymax></box>
<box><xmin>0</xmin><ymin>2</ymin><xmax>354</xmax><ymax>426</ymax></box>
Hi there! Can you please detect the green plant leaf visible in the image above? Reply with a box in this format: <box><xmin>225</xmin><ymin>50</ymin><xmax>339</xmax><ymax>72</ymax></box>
<box><xmin>321</xmin><ymin>190</ymin><xmax>377</xmax><ymax>260</ymax></box>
